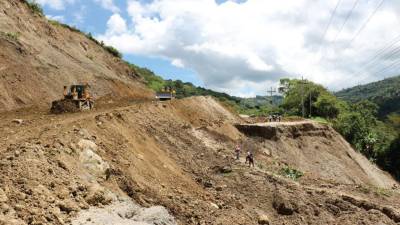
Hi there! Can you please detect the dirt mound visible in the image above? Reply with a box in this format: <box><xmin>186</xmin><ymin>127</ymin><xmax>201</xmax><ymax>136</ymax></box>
<box><xmin>1</xmin><ymin>97</ymin><xmax>400</xmax><ymax>225</ymax></box>
<box><xmin>0</xmin><ymin>0</ymin><xmax>153</xmax><ymax>112</ymax></box>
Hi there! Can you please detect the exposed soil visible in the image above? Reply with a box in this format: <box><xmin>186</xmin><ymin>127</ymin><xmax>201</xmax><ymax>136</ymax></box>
<box><xmin>1</xmin><ymin>2</ymin><xmax>400</xmax><ymax>225</ymax></box>
<box><xmin>0</xmin><ymin>0</ymin><xmax>153</xmax><ymax>112</ymax></box>
<box><xmin>0</xmin><ymin>96</ymin><xmax>399</xmax><ymax>225</ymax></box>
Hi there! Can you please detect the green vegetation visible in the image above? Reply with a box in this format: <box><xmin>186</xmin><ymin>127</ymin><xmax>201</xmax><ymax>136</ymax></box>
<box><xmin>279</xmin><ymin>78</ymin><xmax>343</xmax><ymax>119</ymax></box>
<box><xmin>336</xmin><ymin>75</ymin><xmax>400</xmax><ymax>119</ymax></box>
<box><xmin>24</xmin><ymin>0</ymin><xmax>43</xmax><ymax>16</ymax></box>
<box><xmin>126</xmin><ymin>63</ymin><xmax>241</xmax><ymax>107</ymax></box>
<box><xmin>0</xmin><ymin>31</ymin><xmax>20</xmax><ymax>41</ymax></box>
<box><xmin>48</xmin><ymin>19</ymin><xmax>82</xmax><ymax>33</ymax></box>
<box><xmin>279</xmin><ymin>78</ymin><xmax>400</xmax><ymax>181</ymax></box>
<box><xmin>103</xmin><ymin>45</ymin><xmax>122</xmax><ymax>58</ymax></box>
<box><xmin>280</xmin><ymin>166</ymin><xmax>304</xmax><ymax>180</ymax></box>
<box><xmin>48</xmin><ymin>20</ymin><xmax>123</xmax><ymax>59</ymax></box>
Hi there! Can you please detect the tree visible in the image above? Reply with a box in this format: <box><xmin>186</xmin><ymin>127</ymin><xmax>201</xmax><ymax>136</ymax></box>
<box><xmin>313</xmin><ymin>93</ymin><xmax>340</xmax><ymax>119</ymax></box>
<box><xmin>280</xmin><ymin>78</ymin><xmax>335</xmax><ymax>118</ymax></box>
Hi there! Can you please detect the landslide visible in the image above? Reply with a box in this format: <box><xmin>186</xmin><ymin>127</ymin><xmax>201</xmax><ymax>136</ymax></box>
<box><xmin>0</xmin><ymin>0</ymin><xmax>153</xmax><ymax>112</ymax></box>
<box><xmin>1</xmin><ymin>96</ymin><xmax>400</xmax><ymax>225</ymax></box>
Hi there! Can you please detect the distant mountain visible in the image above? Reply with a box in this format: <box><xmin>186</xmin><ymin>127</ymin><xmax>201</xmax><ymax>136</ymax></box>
<box><xmin>336</xmin><ymin>76</ymin><xmax>400</xmax><ymax>118</ymax></box>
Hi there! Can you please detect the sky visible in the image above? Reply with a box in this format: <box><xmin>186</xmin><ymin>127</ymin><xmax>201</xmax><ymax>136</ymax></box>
<box><xmin>36</xmin><ymin>0</ymin><xmax>400</xmax><ymax>97</ymax></box>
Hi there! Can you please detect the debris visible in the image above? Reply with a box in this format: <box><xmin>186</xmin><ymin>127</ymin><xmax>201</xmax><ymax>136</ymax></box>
<box><xmin>12</xmin><ymin>119</ymin><xmax>23</xmax><ymax>124</ymax></box>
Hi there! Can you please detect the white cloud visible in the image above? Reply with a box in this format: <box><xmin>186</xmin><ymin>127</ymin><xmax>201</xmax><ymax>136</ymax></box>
<box><xmin>171</xmin><ymin>59</ymin><xmax>184</xmax><ymax>68</ymax></box>
<box><xmin>97</xmin><ymin>0</ymin><xmax>400</xmax><ymax>96</ymax></box>
<box><xmin>106</xmin><ymin>14</ymin><xmax>127</xmax><ymax>34</ymax></box>
<box><xmin>94</xmin><ymin>0</ymin><xmax>120</xmax><ymax>13</ymax></box>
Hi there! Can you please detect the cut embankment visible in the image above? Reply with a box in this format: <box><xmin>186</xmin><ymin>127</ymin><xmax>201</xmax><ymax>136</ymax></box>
<box><xmin>0</xmin><ymin>0</ymin><xmax>154</xmax><ymax>112</ymax></box>
<box><xmin>235</xmin><ymin>121</ymin><xmax>398</xmax><ymax>188</ymax></box>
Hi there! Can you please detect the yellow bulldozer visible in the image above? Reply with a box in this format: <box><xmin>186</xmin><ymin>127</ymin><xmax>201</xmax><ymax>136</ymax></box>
<box><xmin>51</xmin><ymin>84</ymin><xmax>94</xmax><ymax>114</ymax></box>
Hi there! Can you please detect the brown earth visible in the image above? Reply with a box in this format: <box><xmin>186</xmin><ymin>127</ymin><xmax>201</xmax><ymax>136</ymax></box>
<box><xmin>0</xmin><ymin>0</ymin><xmax>153</xmax><ymax>112</ymax></box>
<box><xmin>1</xmin><ymin>1</ymin><xmax>400</xmax><ymax>225</ymax></box>
<box><xmin>0</xmin><ymin>96</ymin><xmax>400</xmax><ymax>225</ymax></box>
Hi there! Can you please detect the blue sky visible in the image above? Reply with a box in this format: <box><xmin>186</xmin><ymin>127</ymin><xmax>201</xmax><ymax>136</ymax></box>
<box><xmin>36</xmin><ymin>0</ymin><xmax>400</xmax><ymax>96</ymax></box>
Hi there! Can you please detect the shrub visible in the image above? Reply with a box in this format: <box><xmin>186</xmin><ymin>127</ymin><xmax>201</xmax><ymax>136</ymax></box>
<box><xmin>104</xmin><ymin>45</ymin><xmax>122</xmax><ymax>58</ymax></box>
<box><xmin>25</xmin><ymin>0</ymin><xmax>44</xmax><ymax>16</ymax></box>
<box><xmin>85</xmin><ymin>32</ymin><xmax>102</xmax><ymax>46</ymax></box>
<box><xmin>0</xmin><ymin>32</ymin><xmax>20</xmax><ymax>41</ymax></box>
<box><xmin>280</xmin><ymin>166</ymin><xmax>303</xmax><ymax>180</ymax></box>
<box><xmin>48</xmin><ymin>19</ymin><xmax>82</xmax><ymax>33</ymax></box>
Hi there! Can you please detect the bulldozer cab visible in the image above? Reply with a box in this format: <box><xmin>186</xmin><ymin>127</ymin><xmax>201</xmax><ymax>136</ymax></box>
<box><xmin>65</xmin><ymin>84</ymin><xmax>89</xmax><ymax>99</ymax></box>
<box><xmin>71</xmin><ymin>85</ymin><xmax>85</xmax><ymax>99</ymax></box>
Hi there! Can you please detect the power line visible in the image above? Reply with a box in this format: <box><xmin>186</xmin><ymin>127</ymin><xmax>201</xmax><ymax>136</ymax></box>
<box><xmin>331</xmin><ymin>0</ymin><xmax>361</xmax><ymax>44</ymax></box>
<box><xmin>362</xmin><ymin>45</ymin><xmax>400</xmax><ymax>71</ymax></box>
<box><xmin>350</xmin><ymin>34</ymin><xmax>400</xmax><ymax>78</ymax></box>
<box><xmin>365</xmin><ymin>35</ymin><xmax>400</xmax><ymax>65</ymax></box>
<box><xmin>374</xmin><ymin>59</ymin><xmax>400</xmax><ymax>77</ymax></box>
<box><xmin>318</xmin><ymin>0</ymin><xmax>342</xmax><ymax>53</ymax></box>
<box><xmin>343</xmin><ymin>0</ymin><xmax>386</xmax><ymax>50</ymax></box>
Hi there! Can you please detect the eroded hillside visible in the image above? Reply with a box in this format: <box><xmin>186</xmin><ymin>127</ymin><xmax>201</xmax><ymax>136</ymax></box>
<box><xmin>0</xmin><ymin>0</ymin><xmax>153</xmax><ymax>112</ymax></box>
<box><xmin>1</xmin><ymin>96</ymin><xmax>400</xmax><ymax>225</ymax></box>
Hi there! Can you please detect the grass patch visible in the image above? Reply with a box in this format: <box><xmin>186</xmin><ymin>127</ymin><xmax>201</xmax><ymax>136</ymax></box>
<box><xmin>312</xmin><ymin>117</ymin><xmax>331</xmax><ymax>125</ymax></box>
<box><xmin>374</xmin><ymin>187</ymin><xmax>392</xmax><ymax>197</ymax></box>
<box><xmin>284</xmin><ymin>115</ymin><xmax>303</xmax><ymax>122</ymax></box>
<box><xmin>0</xmin><ymin>31</ymin><xmax>20</xmax><ymax>41</ymax></box>
<box><xmin>356</xmin><ymin>185</ymin><xmax>371</xmax><ymax>194</ymax></box>
<box><xmin>48</xmin><ymin>19</ymin><xmax>82</xmax><ymax>33</ymax></box>
<box><xmin>25</xmin><ymin>0</ymin><xmax>44</xmax><ymax>16</ymax></box>
<box><xmin>280</xmin><ymin>166</ymin><xmax>303</xmax><ymax>181</ymax></box>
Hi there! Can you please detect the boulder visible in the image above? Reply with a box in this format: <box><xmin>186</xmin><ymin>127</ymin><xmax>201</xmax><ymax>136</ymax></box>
<box><xmin>258</xmin><ymin>214</ymin><xmax>270</xmax><ymax>225</ymax></box>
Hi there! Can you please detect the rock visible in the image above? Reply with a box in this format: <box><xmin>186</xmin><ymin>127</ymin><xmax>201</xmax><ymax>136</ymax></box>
<box><xmin>78</xmin><ymin>139</ymin><xmax>98</xmax><ymax>152</ymax></box>
<box><xmin>11</xmin><ymin>119</ymin><xmax>23</xmax><ymax>124</ymax></box>
<box><xmin>0</xmin><ymin>189</ymin><xmax>7</xmax><ymax>203</ymax></box>
<box><xmin>219</xmin><ymin>165</ymin><xmax>232</xmax><ymax>174</ymax></box>
<box><xmin>273</xmin><ymin>192</ymin><xmax>298</xmax><ymax>215</ymax></box>
<box><xmin>382</xmin><ymin>207</ymin><xmax>400</xmax><ymax>222</ymax></box>
<box><xmin>258</xmin><ymin>214</ymin><xmax>270</xmax><ymax>225</ymax></box>
<box><xmin>85</xmin><ymin>191</ymin><xmax>112</xmax><ymax>206</ymax></box>
<box><xmin>203</xmin><ymin>181</ymin><xmax>213</xmax><ymax>188</ymax></box>
<box><xmin>136</xmin><ymin>154</ymin><xmax>144</xmax><ymax>161</ymax></box>
<box><xmin>210</xmin><ymin>202</ymin><xmax>219</xmax><ymax>209</ymax></box>
<box><xmin>78</xmin><ymin>129</ymin><xmax>91</xmax><ymax>139</ymax></box>
<box><xmin>57</xmin><ymin>200</ymin><xmax>79</xmax><ymax>214</ymax></box>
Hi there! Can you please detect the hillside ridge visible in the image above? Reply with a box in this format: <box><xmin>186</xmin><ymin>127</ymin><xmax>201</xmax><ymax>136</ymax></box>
<box><xmin>0</xmin><ymin>0</ymin><xmax>153</xmax><ymax>112</ymax></box>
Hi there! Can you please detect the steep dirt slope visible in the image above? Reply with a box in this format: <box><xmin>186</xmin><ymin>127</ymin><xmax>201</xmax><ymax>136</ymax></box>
<box><xmin>236</xmin><ymin>122</ymin><xmax>397</xmax><ymax>188</ymax></box>
<box><xmin>0</xmin><ymin>0</ymin><xmax>153</xmax><ymax>112</ymax></box>
<box><xmin>1</xmin><ymin>96</ymin><xmax>400</xmax><ymax>225</ymax></box>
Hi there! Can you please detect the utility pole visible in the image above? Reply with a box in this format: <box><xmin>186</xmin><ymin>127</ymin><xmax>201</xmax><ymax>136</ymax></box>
<box><xmin>309</xmin><ymin>92</ymin><xmax>312</xmax><ymax>118</ymax></box>
<box><xmin>267</xmin><ymin>87</ymin><xmax>276</xmax><ymax>104</ymax></box>
<box><xmin>299</xmin><ymin>76</ymin><xmax>307</xmax><ymax>118</ymax></box>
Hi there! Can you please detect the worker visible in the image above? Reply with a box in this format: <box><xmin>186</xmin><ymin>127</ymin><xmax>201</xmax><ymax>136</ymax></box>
<box><xmin>63</xmin><ymin>86</ymin><xmax>68</xmax><ymax>97</ymax></box>
<box><xmin>234</xmin><ymin>144</ymin><xmax>241</xmax><ymax>160</ymax></box>
<box><xmin>246</xmin><ymin>151</ymin><xmax>255</xmax><ymax>167</ymax></box>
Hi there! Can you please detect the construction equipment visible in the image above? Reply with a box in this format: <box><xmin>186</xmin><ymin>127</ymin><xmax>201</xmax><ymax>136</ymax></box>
<box><xmin>156</xmin><ymin>87</ymin><xmax>176</xmax><ymax>101</ymax></box>
<box><xmin>51</xmin><ymin>84</ymin><xmax>94</xmax><ymax>114</ymax></box>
